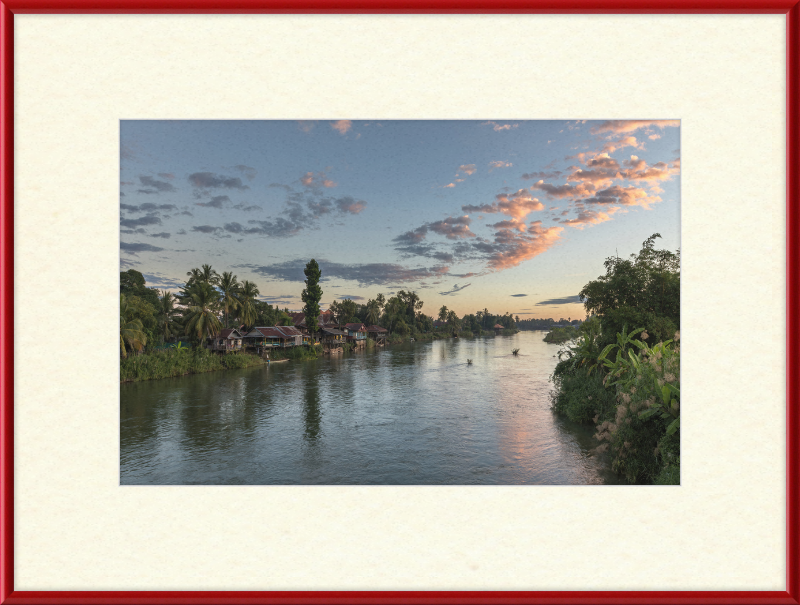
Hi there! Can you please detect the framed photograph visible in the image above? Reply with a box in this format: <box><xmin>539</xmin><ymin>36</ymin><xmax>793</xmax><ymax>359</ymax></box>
<box><xmin>1</xmin><ymin>3</ymin><xmax>797</xmax><ymax>604</ymax></box>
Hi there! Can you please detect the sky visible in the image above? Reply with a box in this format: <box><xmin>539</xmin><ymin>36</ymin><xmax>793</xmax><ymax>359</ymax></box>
<box><xmin>120</xmin><ymin>120</ymin><xmax>680</xmax><ymax>319</ymax></box>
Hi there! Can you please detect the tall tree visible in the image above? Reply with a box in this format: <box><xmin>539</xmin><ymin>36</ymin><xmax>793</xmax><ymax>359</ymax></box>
<box><xmin>301</xmin><ymin>259</ymin><xmax>323</xmax><ymax>336</ymax></box>
<box><xmin>120</xmin><ymin>294</ymin><xmax>147</xmax><ymax>357</ymax></box>
<box><xmin>579</xmin><ymin>233</ymin><xmax>680</xmax><ymax>344</ymax></box>
<box><xmin>218</xmin><ymin>271</ymin><xmax>241</xmax><ymax>329</ymax></box>
<box><xmin>438</xmin><ymin>305</ymin><xmax>449</xmax><ymax>323</ymax></box>
<box><xmin>157</xmin><ymin>290</ymin><xmax>180</xmax><ymax>343</ymax></box>
<box><xmin>237</xmin><ymin>280</ymin><xmax>260</xmax><ymax>328</ymax></box>
<box><xmin>365</xmin><ymin>299</ymin><xmax>381</xmax><ymax>325</ymax></box>
<box><xmin>184</xmin><ymin>281</ymin><xmax>222</xmax><ymax>343</ymax></box>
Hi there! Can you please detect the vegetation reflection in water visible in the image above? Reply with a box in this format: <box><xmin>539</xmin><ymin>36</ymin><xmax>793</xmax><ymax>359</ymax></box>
<box><xmin>120</xmin><ymin>332</ymin><xmax>622</xmax><ymax>485</ymax></box>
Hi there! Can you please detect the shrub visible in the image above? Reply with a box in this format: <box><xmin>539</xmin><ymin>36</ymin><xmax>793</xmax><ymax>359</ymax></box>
<box><xmin>120</xmin><ymin>348</ymin><xmax>265</xmax><ymax>382</ymax></box>
<box><xmin>594</xmin><ymin>327</ymin><xmax>681</xmax><ymax>483</ymax></box>
<box><xmin>550</xmin><ymin>368</ymin><xmax>616</xmax><ymax>424</ymax></box>
<box><xmin>544</xmin><ymin>326</ymin><xmax>580</xmax><ymax>344</ymax></box>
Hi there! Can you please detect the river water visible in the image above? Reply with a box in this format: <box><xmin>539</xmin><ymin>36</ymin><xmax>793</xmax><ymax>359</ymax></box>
<box><xmin>120</xmin><ymin>331</ymin><xmax>620</xmax><ymax>484</ymax></box>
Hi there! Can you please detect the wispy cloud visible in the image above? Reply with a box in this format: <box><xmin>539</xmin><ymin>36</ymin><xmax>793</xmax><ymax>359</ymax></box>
<box><xmin>241</xmin><ymin>259</ymin><xmax>450</xmax><ymax>287</ymax></box>
<box><xmin>120</xmin><ymin>241</ymin><xmax>165</xmax><ymax>255</ymax></box>
<box><xmin>536</xmin><ymin>295</ymin><xmax>582</xmax><ymax>305</ymax></box>
<box><xmin>137</xmin><ymin>175</ymin><xmax>176</xmax><ymax>195</ymax></box>
<box><xmin>481</xmin><ymin>121</ymin><xmax>519</xmax><ymax>132</ymax></box>
<box><xmin>439</xmin><ymin>283</ymin><xmax>471</xmax><ymax>296</ymax></box>
<box><xmin>590</xmin><ymin>120</ymin><xmax>679</xmax><ymax>135</ymax></box>
<box><xmin>189</xmin><ymin>172</ymin><xmax>249</xmax><ymax>191</ymax></box>
<box><xmin>462</xmin><ymin>189</ymin><xmax>544</xmax><ymax>220</ymax></box>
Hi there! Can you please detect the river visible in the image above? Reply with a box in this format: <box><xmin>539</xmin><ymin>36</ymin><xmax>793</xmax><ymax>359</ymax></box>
<box><xmin>120</xmin><ymin>331</ymin><xmax>620</xmax><ymax>484</ymax></box>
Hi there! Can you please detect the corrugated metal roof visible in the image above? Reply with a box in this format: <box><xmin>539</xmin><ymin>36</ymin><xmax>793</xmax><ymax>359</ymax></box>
<box><xmin>218</xmin><ymin>328</ymin><xmax>242</xmax><ymax>339</ymax></box>
<box><xmin>274</xmin><ymin>326</ymin><xmax>302</xmax><ymax>337</ymax></box>
<box><xmin>320</xmin><ymin>328</ymin><xmax>346</xmax><ymax>336</ymax></box>
<box><xmin>345</xmin><ymin>323</ymin><xmax>366</xmax><ymax>330</ymax></box>
<box><xmin>366</xmin><ymin>325</ymin><xmax>387</xmax><ymax>333</ymax></box>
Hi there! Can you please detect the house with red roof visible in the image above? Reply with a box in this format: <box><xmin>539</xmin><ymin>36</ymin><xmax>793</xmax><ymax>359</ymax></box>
<box><xmin>205</xmin><ymin>328</ymin><xmax>244</xmax><ymax>352</ymax></box>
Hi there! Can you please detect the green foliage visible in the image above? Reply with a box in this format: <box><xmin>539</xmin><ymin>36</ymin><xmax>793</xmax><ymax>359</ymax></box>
<box><xmin>120</xmin><ymin>348</ymin><xmax>264</xmax><ymax>382</ymax></box>
<box><xmin>580</xmin><ymin>234</ymin><xmax>679</xmax><ymax>347</ymax></box>
<box><xmin>183</xmin><ymin>281</ymin><xmax>222</xmax><ymax>343</ymax></box>
<box><xmin>512</xmin><ymin>348</ymin><xmax>520</xmax><ymax>356</ymax></box>
<box><xmin>270</xmin><ymin>345</ymin><xmax>323</xmax><ymax>361</ymax></box>
<box><xmin>120</xmin><ymin>269</ymin><xmax>160</xmax><ymax>309</ymax></box>
<box><xmin>217</xmin><ymin>271</ymin><xmax>241</xmax><ymax>329</ymax></box>
<box><xmin>329</xmin><ymin>298</ymin><xmax>358</xmax><ymax>325</ymax></box>
<box><xmin>548</xmin><ymin>235</ymin><xmax>681</xmax><ymax>484</ymax></box>
<box><xmin>120</xmin><ymin>293</ymin><xmax>149</xmax><ymax>357</ymax></box>
<box><xmin>236</xmin><ymin>280</ymin><xmax>260</xmax><ymax>328</ymax></box>
<box><xmin>301</xmin><ymin>259</ymin><xmax>323</xmax><ymax>334</ymax></box>
<box><xmin>544</xmin><ymin>326</ymin><xmax>580</xmax><ymax>344</ymax></box>
<box><xmin>550</xmin><ymin>367</ymin><xmax>616</xmax><ymax>424</ymax></box>
<box><xmin>594</xmin><ymin>327</ymin><xmax>681</xmax><ymax>483</ymax></box>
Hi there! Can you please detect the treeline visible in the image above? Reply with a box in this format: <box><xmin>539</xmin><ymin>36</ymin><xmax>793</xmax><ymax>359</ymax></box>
<box><xmin>549</xmin><ymin>234</ymin><xmax>681</xmax><ymax>484</ymax></box>
<box><xmin>517</xmin><ymin>317</ymin><xmax>583</xmax><ymax>330</ymax></box>
<box><xmin>120</xmin><ymin>264</ymin><xmax>300</xmax><ymax>357</ymax></box>
<box><xmin>120</xmin><ymin>261</ymin><xmax>528</xmax><ymax>361</ymax></box>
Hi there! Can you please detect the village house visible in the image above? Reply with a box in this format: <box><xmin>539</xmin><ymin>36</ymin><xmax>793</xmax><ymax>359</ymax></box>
<box><xmin>344</xmin><ymin>323</ymin><xmax>368</xmax><ymax>346</ymax></box>
<box><xmin>205</xmin><ymin>328</ymin><xmax>243</xmax><ymax>352</ymax></box>
<box><xmin>243</xmin><ymin>326</ymin><xmax>304</xmax><ymax>352</ymax></box>
<box><xmin>494</xmin><ymin>323</ymin><xmax>505</xmax><ymax>335</ymax></box>
<box><xmin>366</xmin><ymin>325</ymin><xmax>388</xmax><ymax>345</ymax></box>
<box><xmin>318</xmin><ymin>326</ymin><xmax>347</xmax><ymax>351</ymax></box>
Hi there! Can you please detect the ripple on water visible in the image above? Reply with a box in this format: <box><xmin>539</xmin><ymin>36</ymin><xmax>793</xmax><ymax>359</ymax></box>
<box><xmin>120</xmin><ymin>332</ymin><xmax>619</xmax><ymax>484</ymax></box>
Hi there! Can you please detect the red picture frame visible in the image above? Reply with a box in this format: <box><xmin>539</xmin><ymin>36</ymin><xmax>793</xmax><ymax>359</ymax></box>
<box><xmin>1</xmin><ymin>4</ymin><xmax>798</xmax><ymax>604</ymax></box>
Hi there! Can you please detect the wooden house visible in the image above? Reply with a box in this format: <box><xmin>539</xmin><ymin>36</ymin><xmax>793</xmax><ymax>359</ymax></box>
<box><xmin>243</xmin><ymin>326</ymin><xmax>303</xmax><ymax>351</ymax></box>
<box><xmin>366</xmin><ymin>325</ymin><xmax>387</xmax><ymax>345</ymax></box>
<box><xmin>494</xmin><ymin>323</ymin><xmax>505</xmax><ymax>335</ymax></box>
<box><xmin>205</xmin><ymin>328</ymin><xmax>243</xmax><ymax>352</ymax></box>
<box><xmin>319</xmin><ymin>327</ymin><xmax>347</xmax><ymax>349</ymax></box>
<box><xmin>344</xmin><ymin>323</ymin><xmax>368</xmax><ymax>346</ymax></box>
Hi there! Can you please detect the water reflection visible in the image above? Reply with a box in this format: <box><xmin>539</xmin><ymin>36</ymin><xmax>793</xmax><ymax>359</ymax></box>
<box><xmin>121</xmin><ymin>332</ymin><xmax>621</xmax><ymax>485</ymax></box>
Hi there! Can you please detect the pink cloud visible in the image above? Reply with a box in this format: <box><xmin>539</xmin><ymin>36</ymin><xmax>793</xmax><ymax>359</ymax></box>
<box><xmin>486</xmin><ymin>223</ymin><xmax>563</xmax><ymax>270</ymax></box>
<box><xmin>428</xmin><ymin>215</ymin><xmax>475</xmax><ymax>239</ymax></box>
<box><xmin>481</xmin><ymin>121</ymin><xmax>519</xmax><ymax>132</ymax></box>
<box><xmin>458</xmin><ymin>164</ymin><xmax>477</xmax><ymax>175</ymax></box>
<box><xmin>462</xmin><ymin>189</ymin><xmax>544</xmax><ymax>220</ymax></box>
<box><xmin>601</xmin><ymin>135</ymin><xmax>644</xmax><ymax>154</ymax></box>
<box><xmin>301</xmin><ymin>171</ymin><xmax>337</xmax><ymax>188</ymax></box>
<box><xmin>648</xmin><ymin>133</ymin><xmax>661</xmax><ymax>140</ymax></box>
<box><xmin>489</xmin><ymin>160</ymin><xmax>513</xmax><ymax>169</ymax></box>
<box><xmin>621</xmin><ymin>156</ymin><xmax>680</xmax><ymax>182</ymax></box>
<box><xmin>331</xmin><ymin>120</ymin><xmax>352</xmax><ymax>134</ymax></box>
<box><xmin>561</xmin><ymin>207</ymin><xmax>622</xmax><ymax>229</ymax></box>
<box><xmin>531</xmin><ymin>180</ymin><xmax>598</xmax><ymax>199</ymax></box>
<box><xmin>591</xmin><ymin>120</ymin><xmax>680</xmax><ymax>135</ymax></box>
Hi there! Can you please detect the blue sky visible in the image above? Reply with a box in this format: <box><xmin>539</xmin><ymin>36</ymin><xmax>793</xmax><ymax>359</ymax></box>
<box><xmin>120</xmin><ymin>120</ymin><xmax>680</xmax><ymax>318</ymax></box>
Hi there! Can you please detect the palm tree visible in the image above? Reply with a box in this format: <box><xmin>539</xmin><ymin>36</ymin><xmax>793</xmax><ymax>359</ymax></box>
<box><xmin>447</xmin><ymin>309</ymin><xmax>461</xmax><ymax>336</ymax></box>
<box><xmin>365</xmin><ymin>299</ymin><xmax>381</xmax><ymax>325</ymax></box>
<box><xmin>120</xmin><ymin>294</ymin><xmax>147</xmax><ymax>358</ymax></box>
<box><xmin>186</xmin><ymin>264</ymin><xmax>219</xmax><ymax>287</ymax></box>
<box><xmin>184</xmin><ymin>281</ymin><xmax>222</xmax><ymax>343</ymax></box>
<box><xmin>157</xmin><ymin>290</ymin><xmax>180</xmax><ymax>343</ymax></box>
<box><xmin>237</xmin><ymin>280</ymin><xmax>260</xmax><ymax>328</ymax></box>
<box><xmin>200</xmin><ymin>264</ymin><xmax>220</xmax><ymax>286</ymax></box>
<box><xmin>218</xmin><ymin>271</ymin><xmax>241</xmax><ymax>329</ymax></box>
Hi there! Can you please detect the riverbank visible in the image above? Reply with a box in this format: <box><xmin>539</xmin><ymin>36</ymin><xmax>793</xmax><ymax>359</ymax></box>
<box><xmin>121</xmin><ymin>348</ymin><xmax>267</xmax><ymax>383</ymax></box>
<box><xmin>122</xmin><ymin>331</ymin><xmax>522</xmax><ymax>383</ymax></box>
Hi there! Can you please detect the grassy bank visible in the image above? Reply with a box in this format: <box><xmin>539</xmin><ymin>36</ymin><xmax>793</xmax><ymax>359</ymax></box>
<box><xmin>121</xmin><ymin>348</ymin><xmax>266</xmax><ymax>383</ymax></box>
<box><xmin>543</xmin><ymin>326</ymin><xmax>580</xmax><ymax>344</ymax></box>
<box><xmin>268</xmin><ymin>345</ymin><xmax>323</xmax><ymax>361</ymax></box>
